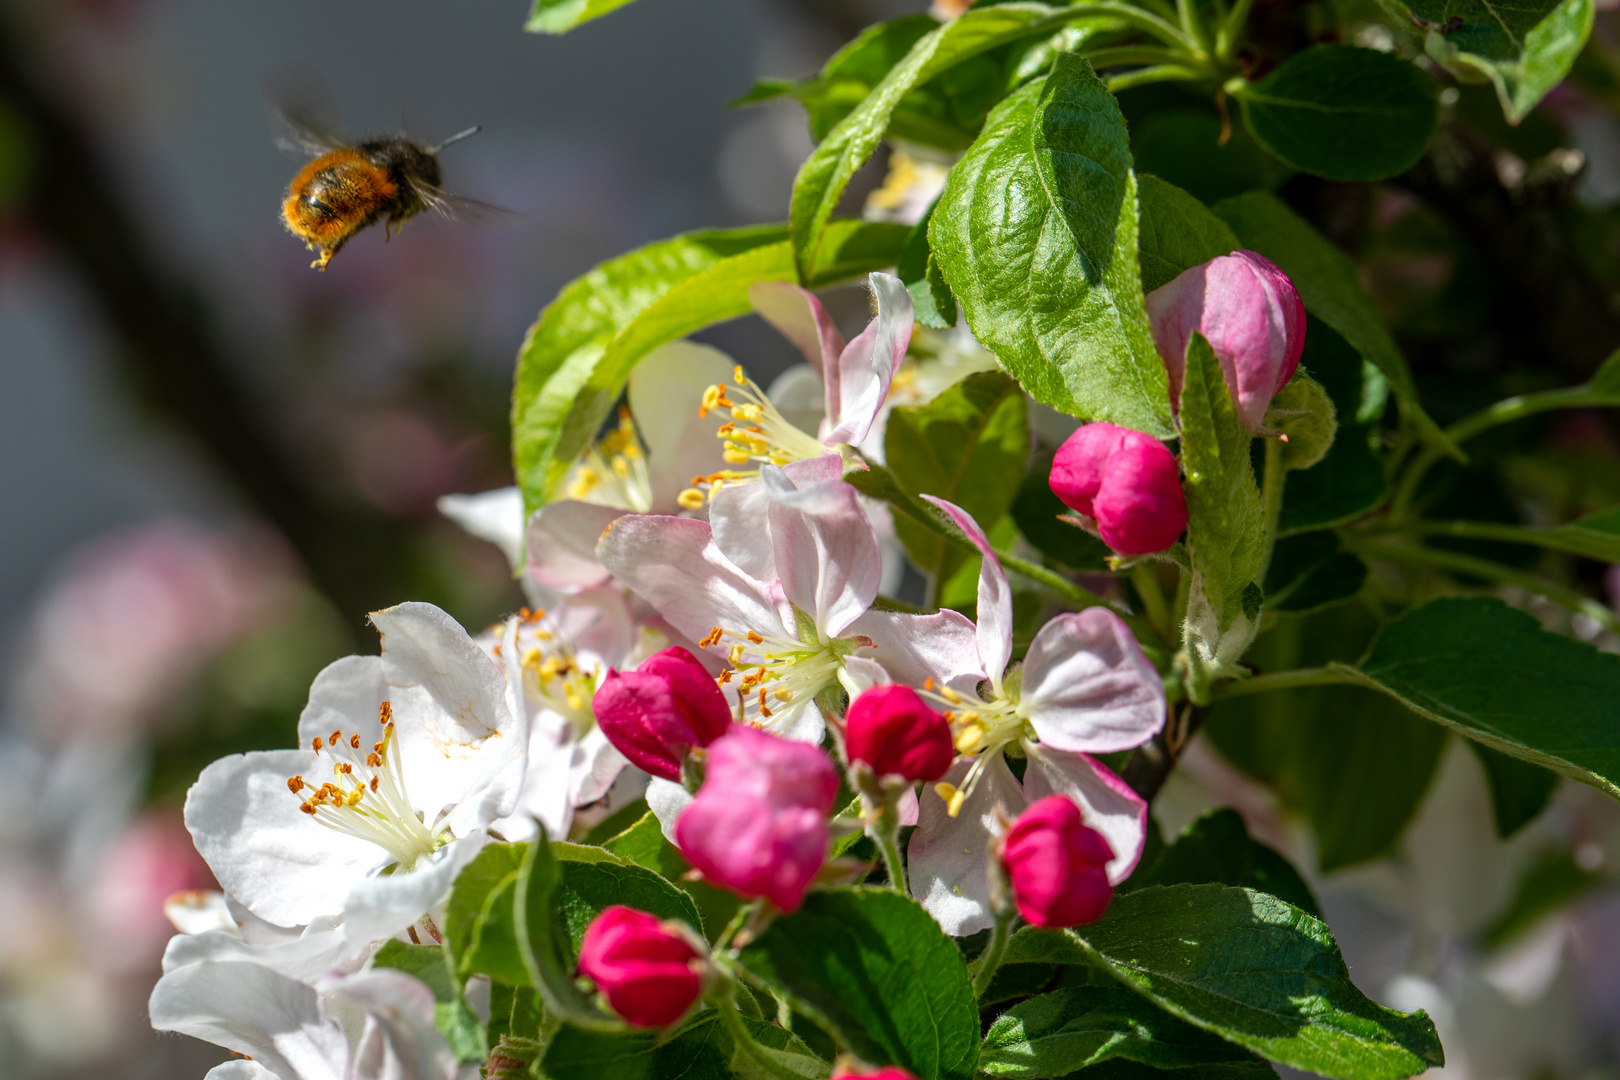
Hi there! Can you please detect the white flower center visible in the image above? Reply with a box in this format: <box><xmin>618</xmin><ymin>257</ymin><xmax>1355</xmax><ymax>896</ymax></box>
<box><xmin>288</xmin><ymin>703</ymin><xmax>447</xmax><ymax>871</ymax></box>
<box><xmin>700</xmin><ymin>620</ymin><xmax>860</xmax><ymax>732</ymax></box>
<box><xmin>680</xmin><ymin>367</ymin><xmax>829</xmax><ymax>507</ymax></box>
<box><xmin>509</xmin><ymin>608</ymin><xmax>600</xmax><ymax>739</ymax></box>
<box><xmin>565</xmin><ymin>408</ymin><xmax>652</xmax><ymax>512</ymax></box>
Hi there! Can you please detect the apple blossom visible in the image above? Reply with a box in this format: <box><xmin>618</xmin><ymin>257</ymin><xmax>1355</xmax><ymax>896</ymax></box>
<box><xmin>184</xmin><ymin>602</ymin><xmax>526</xmax><ymax>942</ymax></box>
<box><xmin>577</xmin><ymin>905</ymin><xmax>704</xmax><ymax>1027</ymax></box>
<box><xmin>905</xmin><ymin>497</ymin><xmax>1163</xmax><ymax>935</ymax></box>
<box><xmin>1049</xmin><ymin>422</ymin><xmax>1187</xmax><ymax>556</ymax></box>
<box><xmin>1145</xmin><ymin>250</ymin><xmax>1306</xmax><ymax>433</ymax></box>
<box><xmin>1002</xmin><ymin>795</ymin><xmax>1115</xmax><ymax>928</ymax></box>
<box><xmin>593</xmin><ymin>646</ymin><xmax>732</xmax><ymax>781</ymax></box>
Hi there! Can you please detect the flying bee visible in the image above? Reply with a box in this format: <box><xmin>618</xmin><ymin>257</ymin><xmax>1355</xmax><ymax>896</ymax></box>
<box><xmin>273</xmin><ymin>96</ymin><xmax>487</xmax><ymax>271</ymax></box>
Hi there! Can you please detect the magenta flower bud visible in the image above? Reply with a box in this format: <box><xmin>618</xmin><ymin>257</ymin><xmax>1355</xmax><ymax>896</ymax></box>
<box><xmin>1050</xmin><ymin>423</ymin><xmax>1187</xmax><ymax>556</ymax></box>
<box><xmin>832</xmin><ymin>1067</ymin><xmax>920</xmax><ymax>1080</ymax></box>
<box><xmin>1002</xmin><ymin>795</ymin><xmax>1114</xmax><ymax>929</ymax></box>
<box><xmin>844</xmin><ymin>685</ymin><xmax>954</xmax><ymax>782</ymax></box>
<box><xmin>1146</xmin><ymin>249</ymin><xmax>1306</xmax><ymax>433</ymax></box>
<box><xmin>577</xmin><ymin>905</ymin><xmax>703</xmax><ymax>1027</ymax></box>
<box><xmin>593</xmin><ymin>646</ymin><xmax>732</xmax><ymax>782</ymax></box>
<box><xmin>674</xmin><ymin>726</ymin><xmax>839</xmax><ymax>912</ymax></box>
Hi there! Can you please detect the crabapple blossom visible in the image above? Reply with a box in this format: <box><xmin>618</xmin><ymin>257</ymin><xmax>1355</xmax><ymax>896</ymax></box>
<box><xmin>593</xmin><ymin>646</ymin><xmax>733</xmax><ymax>782</ymax></box>
<box><xmin>905</xmin><ymin>497</ymin><xmax>1163</xmax><ymax>935</ymax></box>
<box><xmin>577</xmin><ymin>905</ymin><xmax>704</xmax><ymax>1027</ymax></box>
<box><xmin>1146</xmin><ymin>250</ymin><xmax>1306</xmax><ymax>433</ymax></box>
<box><xmin>1002</xmin><ymin>795</ymin><xmax>1115</xmax><ymax>928</ymax></box>
<box><xmin>1049</xmin><ymin>423</ymin><xmax>1187</xmax><ymax>556</ymax></box>
<box><xmin>674</xmin><ymin>726</ymin><xmax>838</xmax><ymax>912</ymax></box>
<box><xmin>844</xmin><ymin>684</ymin><xmax>953</xmax><ymax>783</ymax></box>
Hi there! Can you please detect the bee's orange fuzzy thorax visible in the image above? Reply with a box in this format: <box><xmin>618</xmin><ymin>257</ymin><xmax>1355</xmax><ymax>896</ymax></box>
<box><xmin>282</xmin><ymin>149</ymin><xmax>398</xmax><ymax>249</ymax></box>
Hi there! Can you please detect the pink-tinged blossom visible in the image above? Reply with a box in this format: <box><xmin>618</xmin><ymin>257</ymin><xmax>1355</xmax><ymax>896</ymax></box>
<box><xmin>1146</xmin><ymin>249</ymin><xmax>1306</xmax><ymax>432</ymax></box>
<box><xmin>577</xmin><ymin>906</ymin><xmax>703</xmax><ymax>1027</ymax></box>
<box><xmin>1050</xmin><ymin>423</ymin><xmax>1187</xmax><ymax>556</ymax></box>
<box><xmin>845</xmin><ymin>684</ymin><xmax>954</xmax><ymax>783</ymax></box>
<box><xmin>1002</xmin><ymin>795</ymin><xmax>1114</xmax><ymax>928</ymax></box>
<box><xmin>906</xmin><ymin>498</ymin><xmax>1163</xmax><ymax>936</ymax></box>
<box><xmin>674</xmin><ymin>726</ymin><xmax>838</xmax><ymax>912</ymax></box>
<box><xmin>594</xmin><ymin>646</ymin><xmax>732</xmax><ymax>781</ymax></box>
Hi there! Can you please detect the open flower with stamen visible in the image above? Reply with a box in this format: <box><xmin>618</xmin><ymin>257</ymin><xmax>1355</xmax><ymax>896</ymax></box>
<box><xmin>904</xmin><ymin>497</ymin><xmax>1165</xmax><ymax>936</ymax></box>
<box><xmin>598</xmin><ymin>466</ymin><xmax>979</xmax><ymax>833</ymax></box>
<box><xmin>679</xmin><ymin>272</ymin><xmax>912</xmax><ymax>505</ymax></box>
<box><xmin>184</xmin><ymin>602</ymin><xmax>526</xmax><ymax>943</ymax></box>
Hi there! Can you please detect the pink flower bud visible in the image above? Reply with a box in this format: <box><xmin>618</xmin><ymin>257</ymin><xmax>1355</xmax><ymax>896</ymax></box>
<box><xmin>674</xmin><ymin>726</ymin><xmax>838</xmax><ymax>912</ymax></box>
<box><xmin>1002</xmin><ymin>795</ymin><xmax>1114</xmax><ymax>928</ymax></box>
<box><xmin>1146</xmin><ymin>249</ymin><xmax>1306</xmax><ymax>433</ymax></box>
<box><xmin>844</xmin><ymin>685</ymin><xmax>954</xmax><ymax>782</ymax></box>
<box><xmin>577</xmin><ymin>905</ymin><xmax>703</xmax><ymax>1027</ymax></box>
<box><xmin>1049</xmin><ymin>423</ymin><xmax>1187</xmax><ymax>556</ymax></box>
<box><xmin>832</xmin><ymin>1067</ymin><xmax>920</xmax><ymax>1080</ymax></box>
<box><xmin>594</xmin><ymin>646</ymin><xmax>732</xmax><ymax>782</ymax></box>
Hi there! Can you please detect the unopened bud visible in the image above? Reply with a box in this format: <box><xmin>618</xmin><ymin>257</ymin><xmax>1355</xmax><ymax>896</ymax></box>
<box><xmin>593</xmin><ymin>647</ymin><xmax>732</xmax><ymax>782</ymax></box>
<box><xmin>1001</xmin><ymin>795</ymin><xmax>1114</xmax><ymax>929</ymax></box>
<box><xmin>577</xmin><ymin>905</ymin><xmax>703</xmax><ymax>1028</ymax></box>
<box><xmin>1146</xmin><ymin>250</ymin><xmax>1306</xmax><ymax>433</ymax></box>
<box><xmin>1049</xmin><ymin>423</ymin><xmax>1187</xmax><ymax>556</ymax></box>
<box><xmin>832</xmin><ymin>1065</ymin><xmax>921</xmax><ymax>1080</ymax></box>
<box><xmin>844</xmin><ymin>685</ymin><xmax>954</xmax><ymax>783</ymax></box>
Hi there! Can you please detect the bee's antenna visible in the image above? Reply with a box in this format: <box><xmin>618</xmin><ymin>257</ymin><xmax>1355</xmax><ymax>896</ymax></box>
<box><xmin>431</xmin><ymin>126</ymin><xmax>482</xmax><ymax>154</ymax></box>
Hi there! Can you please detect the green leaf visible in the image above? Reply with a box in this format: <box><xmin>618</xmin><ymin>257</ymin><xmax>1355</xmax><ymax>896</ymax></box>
<box><xmin>897</xmin><ymin>198</ymin><xmax>958</xmax><ymax>331</ymax></box>
<box><xmin>734</xmin><ymin>887</ymin><xmax>981</xmax><ymax>1080</ymax></box>
<box><xmin>1212</xmin><ymin>192</ymin><xmax>1446</xmax><ymax>453</ymax></box>
<box><xmin>1349</xmin><ymin>596</ymin><xmax>1620</xmax><ymax>799</ymax></box>
<box><xmin>375</xmin><ymin>941</ymin><xmax>486</xmax><ymax>1063</ymax></box>
<box><xmin>1132</xmin><ymin>109</ymin><xmax>1295</xmax><ymax>206</ymax></box>
<box><xmin>1396</xmin><ymin>0</ymin><xmax>1594</xmax><ymax>122</ymax></box>
<box><xmin>1234</xmin><ymin>46</ymin><xmax>1439</xmax><ymax>182</ymax></box>
<box><xmin>886</xmin><ymin>371</ymin><xmax>1029</xmax><ymax>584</ymax></box>
<box><xmin>512</xmin><ymin>220</ymin><xmax>907</xmax><ymax>516</ymax></box>
<box><xmin>1513</xmin><ymin>504</ymin><xmax>1620</xmax><ymax>561</ymax></box>
<box><xmin>467</xmin><ymin>872</ymin><xmax>530</xmax><ymax>986</ymax></box>
<box><xmin>1136</xmin><ymin>175</ymin><xmax>1240</xmax><ymax>293</ymax></box>
<box><xmin>1144</xmin><ymin>809</ymin><xmax>1320</xmax><ymax>917</ymax></box>
<box><xmin>1271</xmin><ymin>375</ymin><xmax>1337</xmax><ymax>471</ymax></box>
<box><xmin>1282</xmin><ymin>428</ymin><xmax>1387</xmax><ymax>531</ymax></box>
<box><xmin>1004</xmin><ymin>884</ymin><xmax>1444</xmax><ymax>1079</ymax></box>
<box><xmin>1480</xmin><ymin>849</ymin><xmax>1601</xmax><ymax>947</ymax></box>
<box><xmin>1467</xmin><ymin>741</ymin><xmax>1559</xmax><ymax>837</ymax></box>
<box><xmin>790</xmin><ymin>3</ymin><xmax>1088</xmax><ymax>283</ymax></box>
<box><xmin>543</xmin><ymin>1012</ymin><xmax>827</xmax><ymax>1080</ymax></box>
<box><xmin>1590</xmin><ymin>347</ymin><xmax>1620</xmax><ymax>395</ymax></box>
<box><xmin>525</xmin><ymin>0</ymin><xmax>638</xmax><ymax>33</ymax></box>
<box><xmin>445</xmin><ymin>842</ymin><xmax>527</xmax><ymax>971</ymax></box>
<box><xmin>513</xmin><ymin>834</ymin><xmax>619</xmax><ymax>1028</ymax></box>
<box><xmin>553</xmin><ymin>841</ymin><xmax>705</xmax><ymax>946</ymax></box>
<box><xmin>980</xmin><ymin>987</ymin><xmax>1263</xmax><ymax>1078</ymax></box>
<box><xmin>605</xmin><ymin>811</ymin><xmax>742</xmax><ymax>939</ymax></box>
<box><xmin>932</xmin><ymin>55</ymin><xmax>1172</xmax><ymax>436</ymax></box>
<box><xmin>1180</xmin><ymin>333</ymin><xmax>1264</xmax><ymax>692</ymax></box>
<box><xmin>1263</xmin><ymin>532</ymin><xmax>1368</xmax><ymax>612</ymax></box>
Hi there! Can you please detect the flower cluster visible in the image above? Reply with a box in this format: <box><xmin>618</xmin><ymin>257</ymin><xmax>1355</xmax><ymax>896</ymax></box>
<box><xmin>152</xmin><ymin>257</ymin><xmax>1308</xmax><ymax>1078</ymax></box>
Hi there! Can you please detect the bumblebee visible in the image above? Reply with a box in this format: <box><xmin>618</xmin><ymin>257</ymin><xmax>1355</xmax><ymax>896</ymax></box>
<box><xmin>275</xmin><ymin>100</ymin><xmax>482</xmax><ymax>271</ymax></box>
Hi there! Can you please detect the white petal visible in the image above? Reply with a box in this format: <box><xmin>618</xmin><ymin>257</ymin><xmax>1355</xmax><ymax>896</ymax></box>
<box><xmin>205</xmin><ymin>1062</ymin><xmax>280</xmax><ymax>1080</ymax></box>
<box><xmin>437</xmin><ymin>487</ymin><xmax>525</xmax><ymax>568</ymax></box>
<box><xmin>490</xmin><ymin>716</ymin><xmax>576</xmax><ymax>842</ymax></box>
<box><xmin>646</xmin><ymin>777</ymin><xmax>694</xmax><ymax>843</ymax></box>
<box><xmin>922</xmin><ymin>496</ymin><xmax>1012</xmax><ymax>688</ymax></box>
<box><xmin>767</xmin><ymin>364</ymin><xmax>827</xmax><ymax>436</ymax></box>
<box><xmin>748</xmin><ymin>280</ymin><xmax>846</xmax><ymax>382</ymax></box>
<box><xmin>165</xmin><ymin>890</ymin><xmax>238</xmax><ymax>936</ymax></box>
<box><xmin>343</xmin><ymin>833</ymin><xmax>492</xmax><ymax>944</ymax></box>
<box><xmin>550</xmin><ymin>586</ymin><xmax>637</xmax><ymax>672</ymax></box>
<box><xmin>1022</xmin><ymin>744</ymin><xmax>1148</xmax><ymax>884</ymax></box>
<box><xmin>186</xmin><ymin>749</ymin><xmax>383</xmax><ymax>929</ymax></box>
<box><xmin>845</xmin><ymin>607</ymin><xmax>982</xmax><ymax>691</ymax></box>
<box><xmin>709</xmin><ymin>479</ymin><xmax>777</xmax><ymax>581</ymax></box>
<box><xmin>161</xmin><ymin>921</ymin><xmax>371</xmax><ymax>983</ymax></box>
<box><xmin>327</xmin><ymin>970</ymin><xmax>456</xmax><ymax>1080</ymax></box>
<box><xmin>296</xmin><ymin>655</ymin><xmax>387</xmax><ymax>751</ymax></box>
<box><xmin>823</xmin><ymin>273</ymin><xmax>912</xmax><ymax>446</ymax></box>
<box><xmin>597</xmin><ymin>514</ymin><xmax>786</xmax><ymax>649</ymax></box>
<box><xmin>906</xmin><ymin>755</ymin><xmax>1026</xmax><ymax>936</ymax></box>
<box><xmin>524</xmin><ymin>501</ymin><xmax>628</xmax><ymax>593</ymax></box>
<box><xmin>569</xmin><ymin>726</ymin><xmax>629</xmax><ymax>807</ymax></box>
<box><xmin>372</xmin><ymin>603</ymin><xmax>525</xmax><ymax>835</ymax></box>
<box><xmin>765</xmin><ymin>695</ymin><xmax>826</xmax><ymax>745</ymax></box>
<box><xmin>1021</xmin><ymin>609</ymin><xmax>1166</xmax><ymax>754</ymax></box>
<box><xmin>838</xmin><ymin>656</ymin><xmax>890</xmax><ymax>697</ymax></box>
<box><xmin>761</xmin><ymin>468</ymin><xmax>880</xmax><ymax>639</ymax></box>
<box><xmin>628</xmin><ymin>340</ymin><xmax>737</xmax><ymax>512</ymax></box>
<box><xmin>149</xmin><ymin>960</ymin><xmax>348</xmax><ymax>1080</ymax></box>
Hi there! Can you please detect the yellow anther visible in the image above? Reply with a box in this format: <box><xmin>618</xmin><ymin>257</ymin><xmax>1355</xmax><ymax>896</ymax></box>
<box><xmin>941</xmin><ymin>687</ymin><xmax>963</xmax><ymax>704</ymax></box>
<box><xmin>731</xmin><ymin>404</ymin><xmax>764</xmax><ymax>423</ymax></box>
<box><xmin>723</xmin><ymin>448</ymin><xmax>752</xmax><ymax>464</ymax></box>
<box><xmin>733</xmin><ymin>365</ymin><xmax>747</xmax><ymax>385</ymax></box>
<box><xmin>677</xmin><ymin>488</ymin><xmax>706</xmax><ymax>510</ymax></box>
<box><xmin>746</xmin><ymin>631</ymin><xmax>764</xmax><ymax>644</ymax></box>
<box><xmin>773</xmin><ymin>689</ymin><xmax>793</xmax><ymax>702</ymax></box>
<box><xmin>612</xmin><ymin>456</ymin><xmax>630</xmax><ymax>478</ymax></box>
<box><xmin>729</xmin><ymin>643</ymin><xmax>745</xmax><ymax>665</ymax></box>
<box><xmin>934</xmin><ymin>782</ymin><xmax>960</xmax><ymax>814</ymax></box>
<box><xmin>955</xmin><ymin>727</ymin><xmax>984</xmax><ymax>753</ymax></box>
<box><xmin>350</xmin><ymin>734</ymin><xmax>361</xmax><ymax>750</ymax></box>
<box><xmin>288</xmin><ymin>776</ymin><xmax>305</xmax><ymax>794</ymax></box>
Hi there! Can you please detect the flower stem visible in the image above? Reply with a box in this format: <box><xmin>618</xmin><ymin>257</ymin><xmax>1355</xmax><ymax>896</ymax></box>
<box><xmin>869</xmin><ymin>802</ymin><xmax>908</xmax><ymax>894</ymax></box>
<box><xmin>1210</xmin><ymin>665</ymin><xmax>1354</xmax><ymax>700</ymax></box>
<box><xmin>715</xmin><ymin>986</ymin><xmax>805</xmax><ymax>1080</ymax></box>
<box><xmin>1131</xmin><ymin>563</ymin><xmax>1173</xmax><ymax>644</ymax></box>
<box><xmin>1258</xmin><ymin>437</ymin><xmax>1286</xmax><ymax>581</ymax></box>
<box><xmin>970</xmin><ymin>907</ymin><xmax>1016</xmax><ymax>999</ymax></box>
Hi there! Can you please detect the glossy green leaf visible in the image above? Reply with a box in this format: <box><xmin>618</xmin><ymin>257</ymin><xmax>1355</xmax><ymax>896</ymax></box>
<box><xmin>542</xmin><ymin>1012</ymin><xmax>827</xmax><ymax>1080</ymax></box>
<box><xmin>931</xmin><ymin>55</ymin><xmax>1172</xmax><ymax>436</ymax></box>
<box><xmin>735</xmin><ymin>887</ymin><xmax>981</xmax><ymax>1080</ymax></box>
<box><xmin>1348</xmin><ymin>596</ymin><xmax>1620</xmax><ymax>799</ymax></box>
<box><xmin>1397</xmin><ymin>0</ymin><xmax>1593</xmax><ymax>122</ymax></box>
<box><xmin>1003</xmin><ymin>885</ymin><xmax>1444</xmax><ymax>1079</ymax></box>
<box><xmin>897</xmin><ymin>198</ymin><xmax>958</xmax><ymax>330</ymax></box>
<box><xmin>1180</xmin><ymin>333</ymin><xmax>1264</xmax><ymax>692</ymax></box>
<box><xmin>512</xmin><ymin>220</ymin><xmax>907</xmax><ymax>516</ymax></box>
<box><xmin>553</xmin><ymin>841</ymin><xmax>705</xmax><ymax>946</ymax></box>
<box><xmin>1136</xmin><ymin>175</ymin><xmax>1239</xmax><ymax>293</ymax></box>
<box><xmin>1264</xmin><ymin>532</ymin><xmax>1368</xmax><ymax>612</ymax></box>
<box><xmin>467</xmin><ymin>872</ymin><xmax>529</xmax><ymax>986</ymax></box>
<box><xmin>1235</xmin><ymin>46</ymin><xmax>1439</xmax><ymax>182</ymax></box>
<box><xmin>1132</xmin><ymin>109</ymin><xmax>1295</xmax><ymax>205</ymax></box>
<box><xmin>1467</xmin><ymin>741</ymin><xmax>1559</xmax><ymax>837</ymax></box>
<box><xmin>1512</xmin><ymin>505</ymin><xmax>1620</xmax><ymax>561</ymax></box>
<box><xmin>1144</xmin><ymin>809</ymin><xmax>1320</xmax><ymax>917</ymax></box>
<box><xmin>526</xmin><ymin>0</ymin><xmax>639</xmax><ymax>33</ymax></box>
<box><xmin>1212</xmin><ymin>192</ymin><xmax>1445</xmax><ymax>452</ymax></box>
<box><xmin>790</xmin><ymin>2</ymin><xmax>1087</xmax><ymax>282</ymax></box>
<box><xmin>605</xmin><ymin>811</ymin><xmax>742</xmax><ymax>939</ymax></box>
<box><xmin>1282</xmin><ymin>426</ymin><xmax>1387</xmax><ymax>531</ymax></box>
<box><xmin>512</xmin><ymin>834</ymin><xmax>620</xmax><ymax>1028</ymax></box>
<box><xmin>444</xmin><ymin>842</ymin><xmax>527</xmax><ymax>973</ymax></box>
<box><xmin>980</xmin><ymin>987</ymin><xmax>1263</xmax><ymax>1077</ymax></box>
<box><xmin>886</xmin><ymin>371</ymin><xmax>1029</xmax><ymax>584</ymax></box>
<box><xmin>1272</xmin><ymin>374</ymin><xmax>1337</xmax><ymax>471</ymax></box>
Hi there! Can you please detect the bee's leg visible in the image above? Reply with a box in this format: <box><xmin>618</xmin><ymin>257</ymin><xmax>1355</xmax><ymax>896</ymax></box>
<box><xmin>312</xmin><ymin>245</ymin><xmax>335</xmax><ymax>271</ymax></box>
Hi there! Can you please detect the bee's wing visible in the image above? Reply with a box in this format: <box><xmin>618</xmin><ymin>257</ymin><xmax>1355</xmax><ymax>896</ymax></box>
<box><xmin>266</xmin><ymin>77</ymin><xmax>351</xmax><ymax>157</ymax></box>
<box><xmin>408</xmin><ymin>178</ymin><xmax>515</xmax><ymax>222</ymax></box>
